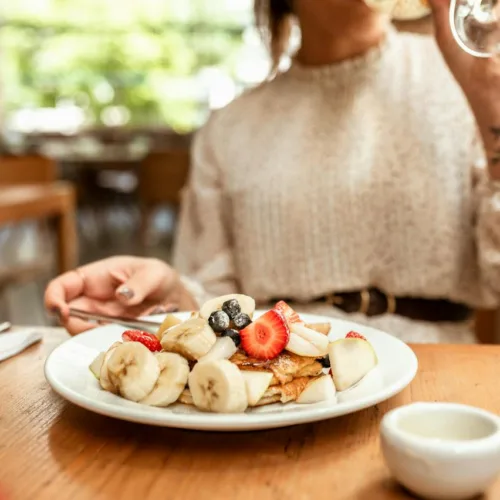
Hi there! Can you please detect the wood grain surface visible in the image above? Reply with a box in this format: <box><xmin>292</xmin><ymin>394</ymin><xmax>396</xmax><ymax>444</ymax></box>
<box><xmin>0</xmin><ymin>329</ymin><xmax>499</xmax><ymax>500</ymax></box>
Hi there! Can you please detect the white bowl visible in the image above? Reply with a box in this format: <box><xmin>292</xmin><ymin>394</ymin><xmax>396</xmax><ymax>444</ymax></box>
<box><xmin>380</xmin><ymin>402</ymin><xmax>500</xmax><ymax>500</ymax></box>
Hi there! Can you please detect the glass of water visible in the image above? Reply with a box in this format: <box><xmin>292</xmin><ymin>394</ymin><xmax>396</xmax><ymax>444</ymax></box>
<box><xmin>451</xmin><ymin>0</ymin><xmax>500</xmax><ymax>57</ymax></box>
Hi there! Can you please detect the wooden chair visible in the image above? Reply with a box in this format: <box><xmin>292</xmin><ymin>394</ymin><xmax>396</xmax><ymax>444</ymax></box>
<box><xmin>138</xmin><ymin>150</ymin><xmax>190</xmax><ymax>247</ymax></box>
<box><xmin>0</xmin><ymin>155</ymin><xmax>57</xmax><ymax>185</ymax></box>
<box><xmin>0</xmin><ymin>156</ymin><xmax>77</xmax><ymax>323</ymax></box>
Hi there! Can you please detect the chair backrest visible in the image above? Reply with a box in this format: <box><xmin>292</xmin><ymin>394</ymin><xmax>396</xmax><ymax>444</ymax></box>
<box><xmin>138</xmin><ymin>150</ymin><xmax>190</xmax><ymax>207</ymax></box>
<box><xmin>0</xmin><ymin>155</ymin><xmax>57</xmax><ymax>185</ymax></box>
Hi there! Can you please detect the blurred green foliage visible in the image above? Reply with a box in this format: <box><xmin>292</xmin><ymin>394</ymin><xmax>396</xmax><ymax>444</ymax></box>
<box><xmin>0</xmin><ymin>0</ymin><xmax>250</xmax><ymax>131</ymax></box>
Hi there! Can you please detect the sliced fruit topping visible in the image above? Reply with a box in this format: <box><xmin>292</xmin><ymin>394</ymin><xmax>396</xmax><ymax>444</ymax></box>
<box><xmin>297</xmin><ymin>375</ymin><xmax>337</xmax><ymax>404</ymax></box>
<box><xmin>346</xmin><ymin>331</ymin><xmax>367</xmax><ymax>341</ymax></box>
<box><xmin>198</xmin><ymin>336</ymin><xmax>238</xmax><ymax>363</ymax></box>
<box><xmin>188</xmin><ymin>359</ymin><xmax>248</xmax><ymax>413</ymax></box>
<box><xmin>329</xmin><ymin>338</ymin><xmax>378</xmax><ymax>391</ymax></box>
<box><xmin>179</xmin><ymin>388</ymin><xmax>194</xmax><ymax>405</ymax></box>
<box><xmin>99</xmin><ymin>341</ymin><xmax>122</xmax><ymax>393</ymax></box>
<box><xmin>221</xmin><ymin>298</ymin><xmax>241</xmax><ymax>320</ymax></box>
<box><xmin>89</xmin><ymin>352</ymin><xmax>105</xmax><ymax>380</ymax></box>
<box><xmin>305</xmin><ymin>322</ymin><xmax>331</xmax><ymax>335</ymax></box>
<box><xmin>200</xmin><ymin>294</ymin><xmax>256</xmax><ymax>320</ymax></box>
<box><xmin>208</xmin><ymin>310</ymin><xmax>230</xmax><ymax>333</ymax></box>
<box><xmin>240</xmin><ymin>371</ymin><xmax>273</xmax><ymax>406</ymax></box>
<box><xmin>141</xmin><ymin>352</ymin><xmax>189</xmax><ymax>407</ymax></box>
<box><xmin>220</xmin><ymin>328</ymin><xmax>241</xmax><ymax>347</ymax></box>
<box><xmin>122</xmin><ymin>330</ymin><xmax>162</xmax><ymax>352</ymax></box>
<box><xmin>107</xmin><ymin>342</ymin><xmax>161</xmax><ymax>402</ymax></box>
<box><xmin>290</xmin><ymin>323</ymin><xmax>329</xmax><ymax>355</ymax></box>
<box><xmin>274</xmin><ymin>301</ymin><xmax>303</xmax><ymax>325</ymax></box>
<box><xmin>240</xmin><ymin>310</ymin><xmax>290</xmax><ymax>360</ymax></box>
<box><xmin>232</xmin><ymin>313</ymin><xmax>252</xmax><ymax>330</ymax></box>
<box><xmin>286</xmin><ymin>332</ymin><xmax>324</xmax><ymax>357</ymax></box>
<box><xmin>156</xmin><ymin>314</ymin><xmax>182</xmax><ymax>341</ymax></box>
<box><xmin>161</xmin><ymin>318</ymin><xmax>216</xmax><ymax>360</ymax></box>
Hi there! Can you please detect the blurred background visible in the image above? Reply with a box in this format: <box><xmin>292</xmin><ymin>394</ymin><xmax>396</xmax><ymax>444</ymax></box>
<box><xmin>0</xmin><ymin>0</ymin><xmax>279</xmax><ymax>324</ymax></box>
<box><xmin>5</xmin><ymin>2</ymin><xmax>494</xmax><ymax>341</ymax></box>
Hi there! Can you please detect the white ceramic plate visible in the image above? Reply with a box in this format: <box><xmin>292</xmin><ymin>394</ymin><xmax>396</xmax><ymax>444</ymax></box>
<box><xmin>45</xmin><ymin>312</ymin><xmax>418</xmax><ymax>432</ymax></box>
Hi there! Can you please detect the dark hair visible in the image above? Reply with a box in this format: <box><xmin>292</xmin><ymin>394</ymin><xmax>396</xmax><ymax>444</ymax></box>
<box><xmin>254</xmin><ymin>0</ymin><xmax>294</xmax><ymax>76</ymax></box>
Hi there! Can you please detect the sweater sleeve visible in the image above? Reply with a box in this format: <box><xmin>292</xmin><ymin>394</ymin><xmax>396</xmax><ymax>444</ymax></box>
<box><xmin>172</xmin><ymin>115</ymin><xmax>238</xmax><ymax>307</ymax></box>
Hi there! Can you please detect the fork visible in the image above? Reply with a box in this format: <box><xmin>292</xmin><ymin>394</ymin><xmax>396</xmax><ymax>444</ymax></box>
<box><xmin>68</xmin><ymin>309</ymin><xmax>163</xmax><ymax>333</ymax></box>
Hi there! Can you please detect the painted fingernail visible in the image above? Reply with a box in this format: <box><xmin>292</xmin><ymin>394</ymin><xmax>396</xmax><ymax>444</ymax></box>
<box><xmin>117</xmin><ymin>287</ymin><xmax>134</xmax><ymax>300</ymax></box>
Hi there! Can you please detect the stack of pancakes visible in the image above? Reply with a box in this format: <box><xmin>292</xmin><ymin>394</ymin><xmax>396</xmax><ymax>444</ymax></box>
<box><xmin>179</xmin><ymin>350</ymin><xmax>324</xmax><ymax>407</ymax></box>
<box><xmin>230</xmin><ymin>351</ymin><xmax>323</xmax><ymax>406</ymax></box>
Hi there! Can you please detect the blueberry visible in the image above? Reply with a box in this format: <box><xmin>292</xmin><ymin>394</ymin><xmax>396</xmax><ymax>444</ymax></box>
<box><xmin>208</xmin><ymin>310</ymin><xmax>230</xmax><ymax>333</ymax></box>
<box><xmin>319</xmin><ymin>355</ymin><xmax>330</xmax><ymax>368</ymax></box>
<box><xmin>232</xmin><ymin>313</ymin><xmax>252</xmax><ymax>330</ymax></box>
<box><xmin>221</xmin><ymin>299</ymin><xmax>241</xmax><ymax>320</ymax></box>
<box><xmin>221</xmin><ymin>328</ymin><xmax>241</xmax><ymax>347</ymax></box>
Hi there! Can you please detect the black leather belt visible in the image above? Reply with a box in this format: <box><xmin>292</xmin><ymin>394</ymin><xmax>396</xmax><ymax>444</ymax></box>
<box><xmin>276</xmin><ymin>288</ymin><xmax>472</xmax><ymax>323</ymax></box>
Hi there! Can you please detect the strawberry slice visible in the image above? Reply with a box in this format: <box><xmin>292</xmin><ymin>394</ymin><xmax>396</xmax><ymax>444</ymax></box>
<box><xmin>240</xmin><ymin>310</ymin><xmax>290</xmax><ymax>360</ymax></box>
<box><xmin>274</xmin><ymin>301</ymin><xmax>303</xmax><ymax>325</ymax></box>
<box><xmin>122</xmin><ymin>330</ymin><xmax>162</xmax><ymax>352</ymax></box>
<box><xmin>346</xmin><ymin>331</ymin><xmax>367</xmax><ymax>341</ymax></box>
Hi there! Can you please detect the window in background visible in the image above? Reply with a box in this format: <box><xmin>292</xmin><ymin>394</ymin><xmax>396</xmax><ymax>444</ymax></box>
<box><xmin>0</xmin><ymin>0</ymin><xmax>271</xmax><ymax>135</ymax></box>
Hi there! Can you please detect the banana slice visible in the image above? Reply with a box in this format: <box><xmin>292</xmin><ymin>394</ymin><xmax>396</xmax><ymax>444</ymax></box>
<box><xmin>99</xmin><ymin>341</ymin><xmax>122</xmax><ymax>393</ymax></box>
<box><xmin>199</xmin><ymin>294</ymin><xmax>256</xmax><ymax>320</ymax></box>
<box><xmin>188</xmin><ymin>359</ymin><xmax>248</xmax><ymax>413</ymax></box>
<box><xmin>107</xmin><ymin>342</ymin><xmax>160</xmax><ymax>402</ymax></box>
<box><xmin>161</xmin><ymin>317</ymin><xmax>216</xmax><ymax>360</ymax></box>
<box><xmin>141</xmin><ymin>352</ymin><xmax>189</xmax><ymax>407</ymax></box>
<box><xmin>179</xmin><ymin>388</ymin><xmax>194</xmax><ymax>405</ymax></box>
<box><xmin>156</xmin><ymin>314</ymin><xmax>183</xmax><ymax>341</ymax></box>
<box><xmin>198</xmin><ymin>336</ymin><xmax>238</xmax><ymax>363</ymax></box>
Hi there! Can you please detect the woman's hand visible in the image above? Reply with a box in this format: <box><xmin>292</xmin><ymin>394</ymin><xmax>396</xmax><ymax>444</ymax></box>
<box><xmin>44</xmin><ymin>256</ymin><xmax>198</xmax><ymax>335</ymax></box>
<box><xmin>430</xmin><ymin>0</ymin><xmax>500</xmax><ymax>173</ymax></box>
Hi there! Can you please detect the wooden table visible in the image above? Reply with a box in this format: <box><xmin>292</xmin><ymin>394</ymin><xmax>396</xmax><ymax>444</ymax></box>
<box><xmin>0</xmin><ymin>329</ymin><xmax>499</xmax><ymax>500</ymax></box>
<box><xmin>0</xmin><ymin>183</ymin><xmax>77</xmax><ymax>275</ymax></box>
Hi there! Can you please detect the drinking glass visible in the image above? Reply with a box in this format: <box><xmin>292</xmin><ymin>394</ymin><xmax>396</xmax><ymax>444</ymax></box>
<box><xmin>451</xmin><ymin>0</ymin><xmax>500</xmax><ymax>57</ymax></box>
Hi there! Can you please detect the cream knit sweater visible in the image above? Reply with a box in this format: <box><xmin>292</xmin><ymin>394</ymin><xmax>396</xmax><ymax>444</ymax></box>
<box><xmin>173</xmin><ymin>27</ymin><xmax>500</xmax><ymax>344</ymax></box>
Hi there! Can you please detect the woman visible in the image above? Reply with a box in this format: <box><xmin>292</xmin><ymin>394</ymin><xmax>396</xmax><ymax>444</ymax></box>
<box><xmin>45</xmin><ymin>0</ymin><xmax>500</xmax><ymax>343</ymax></box>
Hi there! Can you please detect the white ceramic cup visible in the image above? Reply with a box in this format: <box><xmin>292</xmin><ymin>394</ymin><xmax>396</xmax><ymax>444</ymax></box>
<box><xmin>380</xmin><ymin>402</ymin><xmax>500</xmax><ymax>500</ymax></box>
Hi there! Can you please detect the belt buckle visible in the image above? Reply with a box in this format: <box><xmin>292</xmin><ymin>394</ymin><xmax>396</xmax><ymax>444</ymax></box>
<box><xmin>359</xmin><ymin>289</ymin><xmax>371</xmax><ymax>315</ymax></box>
